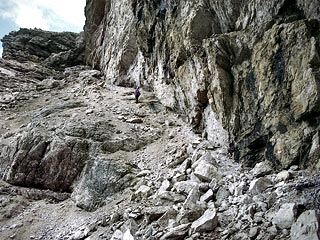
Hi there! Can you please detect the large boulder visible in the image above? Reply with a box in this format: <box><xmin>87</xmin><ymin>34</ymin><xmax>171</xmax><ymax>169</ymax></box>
<box><xmin>291</xmin><ymin>210</ymin><xmax>320</xmax><ymax>240</ymax></box>
<box><xmin>249</xmin><ymin>177</ymin><xmax>272</xmax><ymax>195</ymax></box>
<box><xmin>71</xmin><ymin>157</ymin><xmax>136</xmax><ymax>211</ymax></box>
<box><xmin>1</xmin><ymin>129</ymin><xmax>89</xmax><ymax>192</ymax></box>
<box><xmin>190</xmin><ymin>206</ymin><xmax>219</xmax><ymax>233</ymax></box>
<box><xmin>272</xmin><ymin>203</ymin><xmax>297</xmax><ymax>229</ymax></box>
<box><xmin>193</xmin><ymin>160</ymin><xmax>220</xmax><ymax>182</ymax></box>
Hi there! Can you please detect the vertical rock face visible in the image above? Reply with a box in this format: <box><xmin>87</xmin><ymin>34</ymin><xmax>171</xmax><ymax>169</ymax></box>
<box><xmin>84</xmin><ymin>0</ymin><xmax>320</xmax><ymax>169</ymax></box>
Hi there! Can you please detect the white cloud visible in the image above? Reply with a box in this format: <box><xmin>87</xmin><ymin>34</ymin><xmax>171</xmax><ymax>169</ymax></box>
<box><xmin>0</xmin><ymin>0</ymin><xmax>85</xmax><ymax>32</ymax></box>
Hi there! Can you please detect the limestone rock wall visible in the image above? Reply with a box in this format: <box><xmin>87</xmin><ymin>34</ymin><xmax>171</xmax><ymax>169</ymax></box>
<box><xmin>84</xmin><ymin>0</ymin><xmax>320</xmax><ymax>169</ymax></box>
<box><xmin>1</xmin><ymin>28</ymin><xmax>85</xmax><ymax>69</ymax></box>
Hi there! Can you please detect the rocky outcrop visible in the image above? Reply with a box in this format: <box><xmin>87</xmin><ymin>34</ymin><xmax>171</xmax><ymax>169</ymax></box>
<box><xmin>71</xmin><ymin>157</ymin><xmax>136</xmax><ymax>211</ymax></box>
<box><xmin>1</xmin><ymin>28</ymin><xmax>85</xmax><ymax>69</ymax></box>
<box><xmin>1</xmin><ymin>0</ymin><xmax>320</xmax><ymax>239</ymax></box>
<box><xmin>2</xmin><ymin>126</ymin><xmax>89</xmax><ymax>192</ymax></box>
<box><xmin>84</xmin><ymin>0</ymin><xmax>320</xmax><ymax>170</ymax></box>
<box><xmin>0</xmin><ymin>41</ymin><xmax>319</xmax><ymax>240</ymax></box>
<box><xmin>0</xmin><ymin>56</ymin><xmax>164</xmax><ymax>207</ymax></box>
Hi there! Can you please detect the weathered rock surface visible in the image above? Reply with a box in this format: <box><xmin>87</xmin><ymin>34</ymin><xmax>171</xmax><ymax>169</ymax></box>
<box><xmin>249</xmin><ymin>177</ymin><xmax>272</xmax><ymax>195</ymax></box>
<box><xmin>2</xmin><ymin>128</ymin><xmax>89</xmax><ymax>192</ymax></box>
<box><xmin>291</xmin><ymin>210</ymin><xmax>320</xmax><ymax>240</ymax></box>
<box><xmin>1</xmin><ymin>28</ymin><xmax>84</xmax><ymax>69</ymax></box>
<box><xmin>190</xmin><ymin>206</ymin><xmax>218</xmax><ymax>233</ymax></box>
<box><xmin>71</xmin><ymin>157</ymin><xmax>136</xmax><ymax>211</ymax></box>
<box><xmin>84</xmin><ymin>0</ymin><xmax>320</xmax><ymax>171</ymax></box>
<box><xmin>0</xmin><ymin>1</ymin><xmax>320</xmax><ymax>240</ymax></box>
<box><xmin>0</xmin><ymin>58</ymin><xmax>319</xmax><ymax>239</ymax></box>
<box><xmin>272</xmin><ymin>203</ymin><xmax>297</xmax><ymax>229</ymax></box>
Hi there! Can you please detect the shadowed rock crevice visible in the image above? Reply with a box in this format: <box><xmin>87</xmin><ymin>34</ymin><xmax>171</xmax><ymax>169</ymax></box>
<box><xmin>277</xmin><ymin>0</ymin><xmax>306</xmax><ymax>22</ymax></box>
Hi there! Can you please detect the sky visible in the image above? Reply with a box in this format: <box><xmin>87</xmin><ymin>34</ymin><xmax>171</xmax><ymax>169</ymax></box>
<box><xmin>0</xmin><ymin>0</ymin><xmax>86</xmax><ymax>57</ymax></box>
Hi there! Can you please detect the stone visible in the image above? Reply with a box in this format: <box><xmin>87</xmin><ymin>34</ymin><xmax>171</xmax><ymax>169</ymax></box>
<box><xmin>160</xmin><ymin>223</ymin><xmax>191</xmax><ymax>240</ymax></box>
<box><xmin>172</xmin><ymin>173</ymin><xmax>187</xmax><ymax>183</ymax></box>
<box><xmin>78</xmin><ymin>69</ymin><xmax>102</xmax><ymax>84</ymax></box>
<box><xmin>133</xmin><ymin>185</ymin><xmax>152</xmax><ymax>199</ymax></box>
<box><xmin>177</xmin><ymin>204</ymin><xmax>207</xmax><ymax>224</ymax></box>
<box><xmin>216</xmin><ymin>187</ymin><xmax>230</xmax><ymax>205</ymax></box>
<box><xmin>123</xmin><ymin>229</ymin><xmax>134</xmax><ymax>240</ymax></box>
<box><xmin>183</xmin><ymin>186</ymin><xmax>200</xmax><ymax>208</ymax></box>
<box><xmin>192</xmin><ymin>152</ymin><xmax>216</xmax><ymax>166</ymax></box>
<box><xmin>168</xmin><ymin>147</ymin><xmax>188</xmax><ymax>167</ymax></box>
<box><xmin>157</xmin><ymin>179</ymin><xmax>171</xmax><ymax>195</ymax></box>
<box><xmin>190</xmin><ymin>207</ymin><xmax>218</xmax><ymax>233</ymax></box>
<box><xmin>124</xmin><ymin>208</ymin><xmax>143</xmax><ymax>220</ymax></box>
<box><xmin>71</xmin><ymin>157</ymin><xmax>135</xmax><ymax>211</ymax></box>
<box><xmin>272</xmin><ymin>203</ymin><xmax>297</xmax><ymax>229</ymax></box>
<box><xmin>144</xmin><ymin>206</ymin><xmax>171</xmax><ymax>223</ymax></box>
<box><xmin>136</xmin><ymin>170</ymin><xmax>151</xmax><ymax>177</ymax></box>
<box><xmin>267</xmin><ymin>225</ymin><xmax>278</xmax><ymax>236</ymax></box>
<box><xmin>249</xmin><ymin>177</ymin><xmax>272</xmax><ymax>195</ymax></box>
<box><xmin>70</xmin><ymin>223</ymin><xmax>96</xmax><ymax>240</ymax></box>
<box><xmin>86</xmin><ymin>109</ymin><xmax>94</xmax><ymax>114</ymax></box>
<box><xmin>158</xmin><ymin>191</ymin><xmax>186</xmax><ymax>203</ymax></box>
<box><xmin>289</xmin><ymin>165</ymin><xmax>299</xmax><ymax>171</ymax></box>
<box><xmin>249</xmin><ymin>226</ymin><xmax>259</xmax><ymax>238</ymax></box>
<box><xmin>291</xmin><ymin>210</ymin><xmax>320</xmax><ymax>240</ymax></box>
<box><xmin>251</xmin><ymin>161</ymin><xmax>272</xmax><ymax>177</ymax></box>
<box><xmin>157</xmin><ymin>208</ymin><xmax>179</xmax><ymax>229</ymax></box>
<box><xmin>111</xmin><ymin>230</ymin><xmax>123</xmax><ymax>240</ymax></box>
<box><xmin>234</xmin><ymin>181</ymin><xmax>246</xmax><ymax>196</ymax></box>
<box><xmin>200</xmin><ymin>189</ymin><xmax>214</xmax><ymax>202</ymax></box>
<box><xmin>174</xmin><ymin>181</ymin><xmax>199</xmax><ymax>195</ymax></box>
<box><xmin>275</xmin><ymin>170</ymin><xmax>292</xmax><ymax>182</ymax></box>
<box><xmin>198</xmin><ymin>182</ymin><xmax>210</xmax><ymax>192</ymax></box>
<box><xmin>193</xmin><ymin>160</ymin><xmax>220</xmax><ymax>182</ymax></box>
<box><xmin>126</xmin><ymin>118</ymin><xmax>143</xmax><ymax>124</ymax></box>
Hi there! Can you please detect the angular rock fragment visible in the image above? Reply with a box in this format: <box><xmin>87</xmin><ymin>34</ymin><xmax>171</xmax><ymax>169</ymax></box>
<box><xmin>183</xmin><ymin>186</ymin><xmax>200</xmax><ymax>208</ymax></box>
<box><xmin>193</xmin><ymin>160</ymin><xmax>220</xmax><ymax>182</ymax></box>
<box><xmin>272</xmin><ymin>203</ymin><xmax>297</xmax><ymax>229</ymax></box>
<box><xmin>144</xmin><ymin>206</ymin><xmax>171</xmax><ymax>223</ymax></box>
<box><xmin>249</xmin><ymin>177</ymin><xmax>272</xmax><ymax>195</ymax></box>
<box><xmin>190</xmin><ymin>207</ymin><xmax>218</xmax><ymax>233</ymax></box>
<box><xmin>251</xmin><ymin>161</ymin><xmax>272</xmax><ymax>177</ymax></box>
<box><xmin>160</xmin><ymin>223</ymin><xmax>191</xmax><ymax>240</ymax></box>
<box><xmin>71</xmin><ymin>157</ymin><xmax>135</xmax><ymax>211</ymax></box>
<box><xmin>126</xmin><ymin>118</ymin><xmax>143</xmax><ymax>124</ymax></box>
<box><xmin>174</xmin><ymin>181</ymin><xmax>199</xmax><ymax>195</ymax></box>
<box><xmin>275</xmin><ymin>170</ymin><xmax>292</xmax><ymax>182</ymax></box>
<box><xmin>200</xmin><ymin>189</ymin><xmax>214</xmax><ymax>202</ymax></box>
<box><xmin>291</xmin><ymin>210</ymin><xmax>320</xmax><ymax>240</ymax></box>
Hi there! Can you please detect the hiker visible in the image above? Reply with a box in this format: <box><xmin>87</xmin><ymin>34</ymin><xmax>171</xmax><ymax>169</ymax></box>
<box><xmin>134</xmin><ymin>86</ymin><xmax>141</xmax><ymax>103</ymax></box>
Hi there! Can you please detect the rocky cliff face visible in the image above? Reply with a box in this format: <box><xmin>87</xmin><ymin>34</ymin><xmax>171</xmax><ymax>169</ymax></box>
<box><xmin>84</xmin><ymin>0</ymin><xmax>320</xmax><ymax>170</ymax></box>
<box><xmin>1</xmin><ymin>1</ymin><xmax>320</xmax><ymax>240</ymax></box>
<box><xmin>2</xmin><ymin>28</ymin><xmax>85</xmax><ymax>70</ymax></box>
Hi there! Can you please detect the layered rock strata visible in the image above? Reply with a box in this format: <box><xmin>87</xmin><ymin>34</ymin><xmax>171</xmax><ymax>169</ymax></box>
<box><xmin>1</xmin><ymin>28</ymin><xmax>85</xmax><ymax>70</ymax></box>
<box><xmin>84</xmin><ymin>0</ymin><xmax>320</xmax><ymax>169</ymax></box>
<box><xmin>0</xmin><ymin>1</ymin><xmax>320</xmax><ymax>239</ymax></box>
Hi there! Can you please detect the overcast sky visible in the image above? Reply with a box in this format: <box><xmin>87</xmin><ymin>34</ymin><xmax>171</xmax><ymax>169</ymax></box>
<box><xmin>0</xmin><ymin>0</ymin><xmax>86</xmax><ymax>57</ymax></box>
